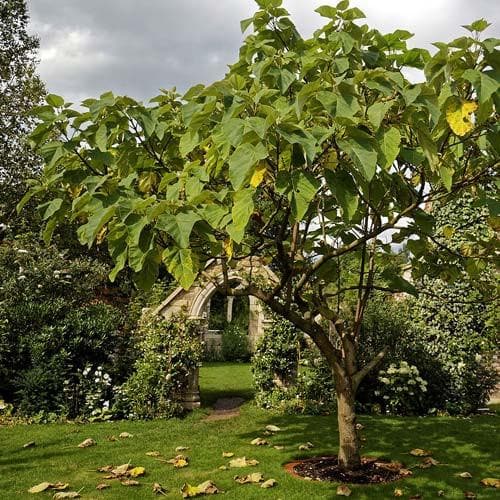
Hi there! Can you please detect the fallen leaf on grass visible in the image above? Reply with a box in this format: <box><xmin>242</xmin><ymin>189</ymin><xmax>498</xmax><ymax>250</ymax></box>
<box><xmin>355</xmin><ymin>423</ymin><xmax>364</xmax><ymax>430</ymax></box>
<box><xmin>261</xmin><ymin>479</ymin><xmax>277</xmax><ymax>489</ymax></box>
<box><xmin>480</xmin><ymin>478</ymin><xmax>500</xmax><ymax>488</ymax></box>
<box><xmin>167</xmin><ymin>455</ymin><xmax>189</xmax><ymax>468</ymax></box>
<box><xmin>52</xmin><ymin>492</ymin><xmax>80</xmax><ymax>499</ymax></box>
<box><xmin>337</xmin><ymin>485</ymin><xmax>352</xmax><ymax>496</ymax></box>
<box><xmin>409</xmin><ymin>448</ymin><xmax>432</xmax><ymax>457</ymax></box>
<box><xmin>399</xmin><ymin>468</ymin><xmax>413</xmax><ymax>477</ymax></box>
<box><xmin>23</xmin><ymin>441</ymin><xmax>36</xmax><ymax>448</ymax></box>
<box><xmin>111</xmin><ymin>463</ymin><xmax>130</xmax><ymax>476</ymax></box>
<box><xmin>119</xmin><ymin>432</ymin><xmax>133</xmax><ymax>439</ymax></box>
<box><xmin>250</xmin><ymin>437</ymin><xmax>268</xmax><ymax>446</ymax></box>
<box><xmin>121</xmin><ymin>479</ymin><xmax>140</xmax><ymax>487</ymax></box>
<box><xmin>96</xmin><ymin>483</ymin><xmax>109</xmax><ymax>490</ymax></box>
<box><xmin>129</xmin><ymin>466</ymin><xmax>145</xmax><ymax>478</ymax></box>
<box><xmin>146</xmin><ymin>451</ymin><xmax>162</xmax><ymax>457</ymax></box>
<box><xmin>28</xmin><ymin>482</ymin><xmax>69</xmax><ymax>494</ymax></box>
<box><xmin>463</xmin><ymin>492</ymin><xmax>477</xmax><ymax>499</ymax></box>
<box><xmin>222</xmin><ymin>452</ymin><xmax>234</xmax><ymax>458</ymax></box>
<box><xmin>273</xmin><ymin>445</ymin><xmax>284</xmax><ymax>450</ymax></box>
<box><xmin>28</xmin><ymin>482</ymin><xmax>52</xmax><ymax>494</ymax></box>
<box><xmin>234</xmin><ymin>473</ymin><xmax>264</xmax><ymax>484</ymax></box>
<box><xmin>218</xmin><ymin>466</ymin><xmax>228</xmax><ymax>471</ymax></box>
<box><xmin>394</xmin><ymin>489</ymin><xmax>404</xmax><ymax>497</ymax></box>
<box><xmin>176</xmin><ymin>446</ymin><xmax>190</xmax><ymax>452</ymax></box>
<box><xmin>298</xmin><ymin>442</ymin><xmax>314</xmax><ymax>451</ymax></box>
<box><xmin>457</xmin><ymin>472</ymin><xmax>472</xmax><ymax>479</ymax></box>
<box><xmin>375</xmin><ymin>461</ymin><xmax>403</xmax><ymax>472</ymax></box>
<box><xmin>437</xmin><ymin>491</ymin><xmax>445</xmax><ymax>497</ymax></box>
<box><xmin>77</xmin><ymin>438</ymin><xmax>96</xmax><ymax>448</ymax></box>
<box><xmin>229</xmin><ymin>457</ymin><xmax>259</xmax><ymax>468</ymax></box>
<box><xmin>419</xmin><ymin>457</ymin><xmax>440</xmax><ymax>468</ymax></box>
<box><xmin>181</xmin><ymin>481</ymin><xmax>219</xmax><ymax>498</ymax></box>
<box><xmin>265</xmin><ymin>425</ymin><xmax>281</xmax><ymax>432</ymax></box>
<box><xmin>107</xmin><ymin>435</ymin><xmax>118</xmax><ymax>442</ymax></box>
<box><xmin>153</xmin><ymin>482</ymin><xmax>168</xmax><ymax>496</ymax></box>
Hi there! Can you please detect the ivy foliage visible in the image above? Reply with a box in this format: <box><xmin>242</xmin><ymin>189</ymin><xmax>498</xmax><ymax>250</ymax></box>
<box><xmin>115</xmin><ymin>312</ymin><xmax>203</xmax><ymax>419</ymax></box>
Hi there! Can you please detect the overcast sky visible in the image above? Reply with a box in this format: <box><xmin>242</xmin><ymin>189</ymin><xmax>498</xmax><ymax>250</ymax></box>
<box><xmin>27</xmin><ymin>0</ymin><xmax>499</xmax><ymax>104</ymax></box>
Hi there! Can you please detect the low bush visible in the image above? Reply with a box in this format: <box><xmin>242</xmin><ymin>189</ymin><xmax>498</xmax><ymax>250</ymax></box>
<box><xmin>115</xmin><ymin>312</ymin><xmax>203</xmax><ymax>419</ymax></box>
<box><xmin>0</xmin><ymin>236</ymin><xmax>129</xmax><ymax>419</ymax></box>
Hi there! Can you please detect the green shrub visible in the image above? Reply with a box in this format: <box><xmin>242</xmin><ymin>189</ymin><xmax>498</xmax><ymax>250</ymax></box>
<box><xmin>357</xmin><ymin>292</ymin><xmax>497</xmax><ymax>415</ymax></box>
<box><xmin>115</xmin><ymin>312</ymin><xmax>203</xmax><ymax>419</ymax></box>
<box><xmin>0</xmin><ymin>237</ymin><xmax>128</xmax><ymax>418</ymax></box>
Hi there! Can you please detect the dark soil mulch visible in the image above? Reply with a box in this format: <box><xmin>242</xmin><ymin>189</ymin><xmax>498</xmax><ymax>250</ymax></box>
<box><xmin>285</xmin><ymin>455</ymin><xmax>411</xmax><ymax>484</ymax></box>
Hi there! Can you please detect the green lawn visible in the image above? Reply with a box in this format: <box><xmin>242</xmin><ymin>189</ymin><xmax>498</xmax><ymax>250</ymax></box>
<box><xmin>1</xmin><ymin>363</ymin><xmax>499</xmax><ymax>499</ymax></box>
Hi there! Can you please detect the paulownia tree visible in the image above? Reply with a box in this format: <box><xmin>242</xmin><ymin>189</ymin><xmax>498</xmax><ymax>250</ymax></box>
<box><xmin>21</xmin><ymin>0</ymin><xmax>499</xmax><ymax>470</ymax></box>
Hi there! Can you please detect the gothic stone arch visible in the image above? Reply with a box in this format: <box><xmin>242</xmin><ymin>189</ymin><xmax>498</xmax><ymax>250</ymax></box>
<box><xmin>154</xmin><ymin>257</ymin><xmax>276</xmax><ymax>408</ymax></box>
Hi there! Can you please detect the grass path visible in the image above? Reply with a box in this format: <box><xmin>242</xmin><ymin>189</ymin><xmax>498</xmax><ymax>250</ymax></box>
<box><xmin>0</xmin><ymin>363</ymin><xmax>499</xmax><ymax>499</ymax></box>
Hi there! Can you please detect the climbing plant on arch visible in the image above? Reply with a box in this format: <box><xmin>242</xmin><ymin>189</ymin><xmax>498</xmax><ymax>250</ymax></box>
<box><xmin>22</xmin><ymin>0</ymin><xmax>498</xmax><ymax>471</ymax></box>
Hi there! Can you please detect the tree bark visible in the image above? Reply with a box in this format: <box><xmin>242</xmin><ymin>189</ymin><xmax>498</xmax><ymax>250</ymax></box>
<box><xmin>336</xmin><ymin>378</ymin><xmax>361</xmax><ymax>470</ymax></box>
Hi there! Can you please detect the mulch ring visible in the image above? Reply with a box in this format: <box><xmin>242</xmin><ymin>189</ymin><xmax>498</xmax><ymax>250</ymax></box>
<box><xmin>284</xmin><ymin>455</ymin><xmax>411</xmax><ymax>484</ymax></box>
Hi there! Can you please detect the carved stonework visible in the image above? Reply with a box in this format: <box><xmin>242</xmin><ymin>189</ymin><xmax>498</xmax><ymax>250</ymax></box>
<box><xmin>154</xmin><ymin>257</ymin><xmax>277</xmax><ymax>409</ymax></box>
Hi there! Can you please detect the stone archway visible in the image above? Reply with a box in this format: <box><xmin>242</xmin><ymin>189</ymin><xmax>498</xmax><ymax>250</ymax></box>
<box><xmin>154</xmin><ymin>257</ymin><xmax>276</xmax><ymax>408</ymax></box>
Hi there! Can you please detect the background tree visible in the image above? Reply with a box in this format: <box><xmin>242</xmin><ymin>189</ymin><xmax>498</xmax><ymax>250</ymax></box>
<box><xmin>0</xmin><ymin>0</ymin><xmax>45</xmax><ymax>233</ymax></box>
<box><xmin>23</xmin><ymin>0</ymin><xmax>498</xmax><ymax>471</ymax></box>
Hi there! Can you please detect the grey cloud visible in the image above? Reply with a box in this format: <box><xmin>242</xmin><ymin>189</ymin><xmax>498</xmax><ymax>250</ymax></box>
<box><xmin>28</xmin><ymin>0</ymin><xmax>499</xmax><ymax>103</ymax></box>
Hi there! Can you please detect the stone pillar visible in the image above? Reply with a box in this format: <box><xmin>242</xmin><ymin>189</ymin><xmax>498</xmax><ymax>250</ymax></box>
<box><xmin>226</xmin><ymin>296</ymin><xmax>234</xmax><ymax>323</ymax></box>
<box><xmin>182</xmin><ymin>367</ymin><xmax>201</xmax><ymax>410</ymax></box>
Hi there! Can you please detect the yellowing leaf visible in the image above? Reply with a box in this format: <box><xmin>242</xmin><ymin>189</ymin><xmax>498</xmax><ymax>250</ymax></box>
<box><xmin>394</xmin><ymin>489</ymin><xmax>404</xmax><ymax>497</ymax></box>
<box><xmin>298</xmin><ymin>442</ymin><xmax>314</xmax><ymax>451</ymax></box>
<box><xmin>250</xmin><ymin>437</ymin><xmax>268</xmax><ymax>446</ymax></box>
<box><xmin>52</xmin><ymin>493</ymin><xmax>80</xmax><ymax>499</ymax></box>
<box><xmin>168</xmin><ymin>455</ymin><xmax>189</xmax><ymax>468</ymax></box>
<box><xmin>409</xmin><ymin>448</ymin><xmax>432</xmax><ymax>457</ymax></box>
<box><xmin>457</xmin><ymin>472</ymin><xmax>473</xmax><ymax>479</ymax></box>
<box><xmin>96</xmin><ymin>483</ymin><xmax>110</xmax><ymax>490</ymax></box>
<box><xmin>175</xmin><ymin>446</ymin><xmax>190</xmax><ymax>452</ymax></box>
<box><xmin>222</xmin><ymin>452</ymin><xmax>234</xmax><ymax>458</ymax></box>
<box><xmin>28</xmin><ymin>482</ymin><xmax>52</xmax><ymax>493</ymax></box>
<box><xmin>111</xmin><ymin>463</ymin><xmax>130</xmax><ymax>476</ymax></box>
<box><xmin>121</xmin><ymin>479</ymin><xmax>140</xmax><ymax>486</ymax></box>
<box><xmin>119</xmin><ymin>432</ymin><xmax>133</xmax><ymax>439</ymax></box>
<box><xmin>337</xmin><ymin>485</ymin><xmax>352</xmax><ymax>496</ymax></box>
<box><xmin>480</xmin><ymin>478</ymin><xmax>500</xmax><ymax>488</ymax></box>
<box><xmin>138</xmin><ymin>171</ymin><xmax>159</xmax><ymax>193</ymax></box>
<box><xmin>234</xmin><ymin>472</ymin><xmax>264</xmax><ymax>484</ymax></box>
<box><xmin>181</xmin><ymin>480</ymin><xmax>219</xmax><ymax>498</ymax></box>
<box><xmin>223</xmin><ymin>239</ymin><xmax>233</xmax><ymax>259</ymax></box>
<box><xmin>273</xmin><ymin>445</ymin><xmax>284</xmax><ymax>450</ymax></box>
<box><xmin>250</xmin><ymin>161</ymin><xmax>267</xmax><ymax>187</ymax></box>
<box><xmin>153</xmin><ymin>482</ymin><xmax>168</xmax><ymax>496</ymax></box>
<box><xmin>146</xmin><ymin>451</ymin><xmax>162</xmax><ymax>457</ymax></box>
<box><xmin>445</xmin><ymin>98</ymin><xmax>478</xmax><ymax>136</ymax></box>
<box><xmin>77</xmin><ymin>438</ymin><xmax>96</xmax><ymax>448</ymax></box>
<box><xmin>419</xmin><ymin>457</ymin><xmax>439</xmax><ymax>468</ymax></box>
<box><xmin>23</xmin><ymin>441</ymin><xmax>36</xmax><ymax>448</ymax></box>
<box><xmin>229</xmin><ymin>457</ymin><xmax>259</xmax><ymax>468</ymax></box>
<box><xmin>129</xmin><ymin>466</ymin><xmax>146</xmax><ymax>477</ymax></box>
<box><xmin>261</xmin><ymin>479</ymin><xmax>277</xmax><ymax>489</ymax></box>
<box><xmin>265</xmin><ymin>425</ymin><xmax>281</xmax><ymax>432</ymax></box>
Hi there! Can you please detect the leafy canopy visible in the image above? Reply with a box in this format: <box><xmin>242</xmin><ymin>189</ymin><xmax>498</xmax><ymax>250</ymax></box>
<box><xmin>22</xmin><ymin>0</ymin><xmax>498</xmax><ymax>321</ymax></box>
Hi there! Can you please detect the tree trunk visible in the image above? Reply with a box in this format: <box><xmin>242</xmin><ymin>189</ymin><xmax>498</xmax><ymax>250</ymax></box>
<box><xmin>336</xmin><ymin>379</ymin><xmax>361</xmax><ymax>470</ymax></box>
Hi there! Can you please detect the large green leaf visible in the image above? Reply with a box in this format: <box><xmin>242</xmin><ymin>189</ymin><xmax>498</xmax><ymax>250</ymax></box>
<box><xmin>463</xmin><ymin>69</ymin><xmax>499</xmax><ymax>104</ymax></box>
<box><xmin>163</xmin><ymin>247</ymin><xmax>198</xmax><ymax>290</ymax></box>
<box><xmin>156</xmin><ymin>210</ymin><xmax>201</xmax><ymax>248</ymax></box>
<box><xmin>367</xmin><ymin>101</ymin><xmax>392</xmax><ymax>129</ymax></box>
<box><xmin>325</xmin><ymin>170</ymin><xmax>359</xmax><ymax>221</ymax></box>
<box><xmin>338</xmin><ymin>129</ymin><xmax>378</xmax><ymax>181</ymax></box>
<box><xmin>277</xmin><ymin>170</ymin><xmax>320</xmax><ymax>222</ymax></box>
<box><xmin>376</xmin><ymin>127</ymin><xmax>401</xmax><ymax>169</ymax></box>
<box><xmin>227</xmin><ymin>188</ymin><xmax>254</xmax><ymax>243</ymax></box>
<box><xmin>228</xmin><ymin>143</ymin><xmax>268</xmax><ymax>190</ymax></box>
